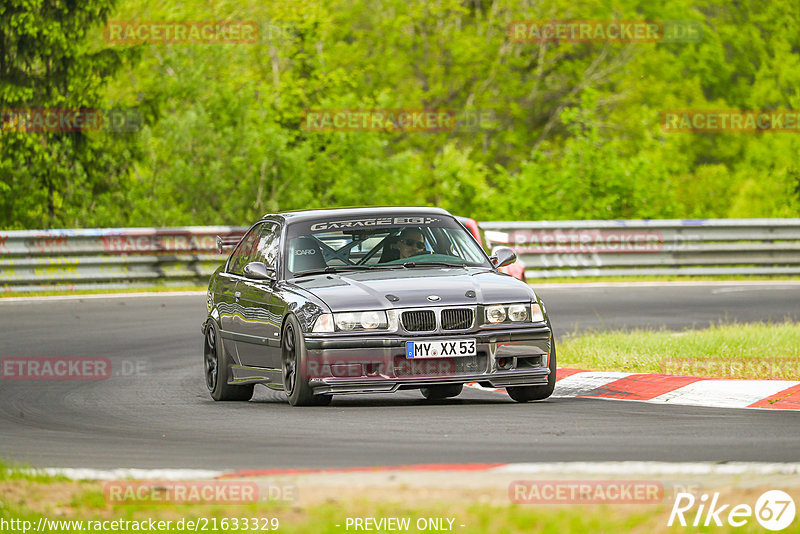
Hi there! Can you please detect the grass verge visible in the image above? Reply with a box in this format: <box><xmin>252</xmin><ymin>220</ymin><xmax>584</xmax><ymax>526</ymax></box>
<box><xmin>0</xmin><ymin>461</ymin><xmax>68</xmax><ymax>483</ymax></box>
<box><xmin>558</xmin><ymin>321</ymin><xmax>800</xmax><ymax>379</ymax></box>
<box><xmin>3</xmin><ymin>472</ymin><xmax>796</xmax><ymax>533</ymax></box>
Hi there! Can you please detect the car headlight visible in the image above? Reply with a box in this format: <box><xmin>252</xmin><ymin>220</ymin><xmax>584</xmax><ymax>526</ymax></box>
<box><xmin>360</xmin><ymin>311</ymin><xmax>383</xmax><ymax>329</ymax></box>
<box><xmin>486</xmin><ymin>305</ymin><xmax>506</xmax><ymax>324</ymax></box>
<box><xmin>484</xmin><ymin>303</ymin><xmax>544</xmax><ymax>324</ymax></box>
<box><xmin>508</xmin><ymin>304</ymin><xmax>528</xmax><ymax>322</ymax></box>
<box><xmin>336</xmin><ymin>312</ymin><xmax>362</xmax><ymax>331</ymax></box>
<box><xmin>312</xmin><ymin>311</ymin><xmax>397</xmax><ymax>333</ymax></box>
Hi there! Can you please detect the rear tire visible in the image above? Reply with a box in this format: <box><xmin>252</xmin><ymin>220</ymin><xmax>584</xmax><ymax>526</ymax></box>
<box><xmin>507</xmin><ymin>336</ymin><xmax>557</xmax><ymax>403</ymax></box>
<box><xmin>282</xmin><ymin>315</ymin><xmax>332</xmax><ymax>407</ymax></box>
<box><xmin>421</xmin><ymin>384</ymin><xmax>463</xmax><ymax>400</ymax></box>
<box><xmin>204</xmin><ymin>323</ymin><xmax>254</xmax><ymax>401</ymax></box>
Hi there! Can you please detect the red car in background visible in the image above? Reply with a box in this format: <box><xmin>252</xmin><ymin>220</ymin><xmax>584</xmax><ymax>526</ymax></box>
<box><xmin>457</xmin><ymin>217</ymin><xmax>526</xmax><ymax>282</ymax></box>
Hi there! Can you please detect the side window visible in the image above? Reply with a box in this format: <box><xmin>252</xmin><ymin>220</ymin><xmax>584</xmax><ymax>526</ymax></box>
<box><xmin>227</xmin><ymin>223</ymin><xmax>264</xmax><ymax>275</ymax></box>
<box><xmin>252</xmin><ymin>223</ymin><xmax>281</xmax><ymax>268</ymax></box>
<box><xmin>447</xmin><ymin>228</ymin><xmax>486</xmax><ymax>263</ymax></box>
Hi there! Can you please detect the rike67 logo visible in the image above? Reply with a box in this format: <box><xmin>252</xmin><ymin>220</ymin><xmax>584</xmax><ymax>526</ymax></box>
<box><xmin>668</xmin><ymin>490</ymin><xmax>796</xmax><ymax>530</ymax></box>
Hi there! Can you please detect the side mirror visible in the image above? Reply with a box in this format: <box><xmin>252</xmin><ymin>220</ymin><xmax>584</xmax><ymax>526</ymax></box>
<box><xmin>490</xmin><ymin>246</ymin><xmax>517</xmax><ymax>268</ymax></box>
<box><xmin>243</xmin><ymin>261</ymin><xmax>276</xmax><ymax>281</ymax></box>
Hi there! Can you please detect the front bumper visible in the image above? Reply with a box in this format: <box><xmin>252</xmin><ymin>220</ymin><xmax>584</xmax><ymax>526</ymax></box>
<box><xmin>302</xmin><ymin>325</ymin><xmax>552</xmax><ymax>395</ymax></box>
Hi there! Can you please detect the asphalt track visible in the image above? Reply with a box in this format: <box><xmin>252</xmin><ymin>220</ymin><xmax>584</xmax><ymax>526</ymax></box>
<box><xmin>0</xmin><ymin>283</ymin><xmax>799</xmax><ymax>470</ymax></box>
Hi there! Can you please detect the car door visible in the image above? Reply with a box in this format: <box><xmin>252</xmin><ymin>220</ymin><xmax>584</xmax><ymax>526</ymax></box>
<box><xmin>234</xmin><ymin>221</ymin><xmax>285</xmax><ymax>369</ymax></box>
<box><xmin>219</xmin><ymin>223</ymin><xmax>264</xmax><ymax>363</ymax></box>
<box><xmin>218</xmin><ymin>223</ymin><xmax>264</xmax><ymax>363</ymax></box>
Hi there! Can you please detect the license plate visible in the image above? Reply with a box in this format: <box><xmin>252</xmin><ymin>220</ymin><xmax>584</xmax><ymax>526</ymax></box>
<box><xmin>405</xmin><ymin>339</ymin><xmax>477</xmax><ymax>359</ymax></box>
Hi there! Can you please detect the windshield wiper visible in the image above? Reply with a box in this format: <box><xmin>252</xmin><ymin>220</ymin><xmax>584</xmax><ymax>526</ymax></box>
<box><xmin>402</xmin><ymin>261</ymin><xmax>467</xmax><ymax>269</ymax></box>
<box><xmin>336</xmin><ymin>265</ymin><xmax>407</xmax><ymax>272</ymax></box>
<box><xmin>293</xmin><ymin>266</ymin><xmax>340</xmax><ymax>277</ymax></box>
<box><xmin>296</xmin><ymin>265</ymin><xmax>403</xmax><ymax>276</ymax></box>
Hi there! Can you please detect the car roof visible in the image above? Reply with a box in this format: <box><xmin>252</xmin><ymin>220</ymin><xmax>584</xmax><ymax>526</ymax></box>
<box><xmin>262</xmin><ymin>206</ymin><xmax>454</xmax><ymax>224</ymax></box>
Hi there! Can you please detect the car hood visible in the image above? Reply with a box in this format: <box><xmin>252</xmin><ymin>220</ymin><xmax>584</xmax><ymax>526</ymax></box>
<box><xmin>289</xmin><ymin>267</ymin><xmax>535</xmax><ymax>312</ymax></box>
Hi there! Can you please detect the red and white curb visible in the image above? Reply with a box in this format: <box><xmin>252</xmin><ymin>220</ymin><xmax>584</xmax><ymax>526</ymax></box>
<box><xmin>30</xmin><ymin>462</ymin><xmax>800</xmax><ymax>480</ymax></box>
<box><xmin>470</xmin><ymin>369</ymin><xmax>800</xmax><ymax>410</ymax></box>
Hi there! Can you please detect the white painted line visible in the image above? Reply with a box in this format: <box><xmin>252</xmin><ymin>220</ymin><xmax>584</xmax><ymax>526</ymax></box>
<box><xmin>28</xmin><ymin>467</ymin><xmax>225</xmax><ymax>480</ymax></box>
<box><xmin>711</xmin><ymin>286</ymin><xmax>800</xmax><ymax>294</ymax></box>
<box><xmin>649</xmin><ymin>379</ymin><xmax>800</xmax><ymax>408</ymax></box>
<box><xmin>553</xmin><ymin>372</ymin><xmax>633</xmax><ymax>397</ymax></box>
<box><xmin>0</xmin><ymin>291</ymin><xmax>206</xmax><ymax>303</ymax></box>
<box><xmin>491</xmin><ymin>462</ymin><xmax>800</xmax><ymax>476</ymax></box>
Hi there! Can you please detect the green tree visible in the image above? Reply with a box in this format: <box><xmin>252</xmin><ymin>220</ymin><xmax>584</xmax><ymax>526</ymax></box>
<box><xmin>5</xmin><ymin>0</ymin><xmax>800</xmax><ymax>228</ymax></box>
<box><xmin>0</xmin><ymin>0</ymin><xmax>138</xmax><ymax>229</ymax></box>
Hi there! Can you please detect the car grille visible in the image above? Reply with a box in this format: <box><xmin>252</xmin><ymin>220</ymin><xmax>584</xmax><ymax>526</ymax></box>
<box><xmin>441</xmin><ymin>308</ymin><xmax>474</xmax><ymax>330</ymax></box>
<box><xmin>394</xmin><ymin>355</ymin><xmax>487</xmax><ymax>377</ymax></box>
<box><xmin>401</xmin><ymin>310</ymin><xmax>436</xmax><ymax>331</ymax></box>
<box><xmin>401</xmin><ymin>307</ymin><xmax>475</xmax><ymax>331</ymax></box>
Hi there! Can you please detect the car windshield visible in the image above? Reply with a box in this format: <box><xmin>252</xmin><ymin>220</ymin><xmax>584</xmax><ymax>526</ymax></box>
<box><xmin>284</xmin><ymin>214</ymin><xmax>491</xmax><ymax>276</ymax></box>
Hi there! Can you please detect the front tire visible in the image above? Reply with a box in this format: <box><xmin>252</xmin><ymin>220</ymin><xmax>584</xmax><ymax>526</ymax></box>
<box><xmin>421</xmin><ymin>384</ymin><xmax>463</xmax><ymax>400</ymax></box>
<box><xmin>204</xmin><ymin>322</ymin><xmax>254</xmax><ymax>401</ymax></box>
<box><xmin>282</xmin><ymin>315</ymin><xmax>332</xmax><ymax>407</ymax></box>
<box><xmin>507</xmin><ymin>337</ymin><xmax>557</xmax><ymax>403</ymax></box>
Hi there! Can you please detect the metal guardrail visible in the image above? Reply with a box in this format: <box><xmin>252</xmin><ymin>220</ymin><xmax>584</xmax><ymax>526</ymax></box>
<box><xmin>0</xmin><ymin>227</ymin><xmax>247</xmax><ymax>292</ymax></box>
<box><xmin>1</xmin><ymin>219</ymin><xmax>799</xmax><ymax>292</ymax></box>
<box><xmin>481</xmin><ymin>218</ymin><xmax>800</xmax><ymax>278</ymax></box>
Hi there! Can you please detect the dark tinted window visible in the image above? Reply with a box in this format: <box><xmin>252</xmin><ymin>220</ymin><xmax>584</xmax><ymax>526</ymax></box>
<box><xmin>283</xmin><ymin>214</ymin><xmax>491</xmax><ymax>276</ymax></box>
<box><xmin>227</xmin><ymin>223</ymin><xmax>264</xmax><ymax>275</ymax></box>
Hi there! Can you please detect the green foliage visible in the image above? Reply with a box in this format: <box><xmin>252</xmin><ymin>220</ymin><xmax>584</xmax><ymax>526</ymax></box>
<box><xmin>0</xmin><ymin>0</ymin><xmax>140</xmax><ymax>229</ymax></box>
<box><xmin>2</xmin><ymin>0</ymin><xmax>800</xmax><ymax>228</ymax></box>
